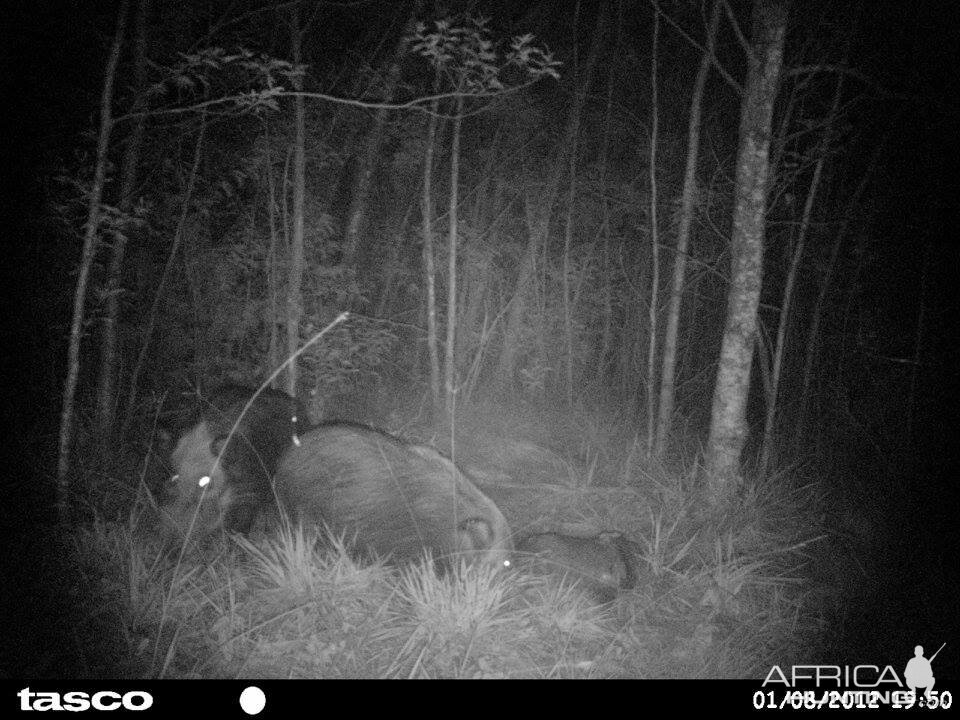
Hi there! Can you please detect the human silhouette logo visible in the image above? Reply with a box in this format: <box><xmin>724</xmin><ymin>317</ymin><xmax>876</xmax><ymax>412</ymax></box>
<box><xmin>905</xmin><ymin>643</ymin><xmax>945</xmax><ymax>701</ymax></box>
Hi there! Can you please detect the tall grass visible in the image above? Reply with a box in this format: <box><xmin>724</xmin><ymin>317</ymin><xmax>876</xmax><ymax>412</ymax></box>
<box><xmin>43</xmin><ymin>400</ymin><xmax>853</xmax><ymax>679</ymax></box>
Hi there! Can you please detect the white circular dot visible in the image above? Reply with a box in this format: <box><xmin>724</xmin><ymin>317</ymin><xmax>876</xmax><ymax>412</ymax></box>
<box><xmin>239</xmin><ymin>686</ymin><xmax>266</xmax><ymax>715</ymax></box>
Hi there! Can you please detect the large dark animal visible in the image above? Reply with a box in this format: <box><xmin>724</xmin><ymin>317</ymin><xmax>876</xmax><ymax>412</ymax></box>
<box><xmin>274</xmin><ymin>423</ymin><xmax>513</xmax><ymax>570</ymax></box>
<box><xmin>516</xmin><ymin>531</ymin><xmax>639</xmax><ymax>603</ymax></box>
<box><xmin>163</xmin><ymin>385</ymin><xmax>306</xmax><ymax>540</ymax></box>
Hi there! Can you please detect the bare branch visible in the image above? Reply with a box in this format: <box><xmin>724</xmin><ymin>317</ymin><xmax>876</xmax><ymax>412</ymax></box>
<box><xmin>114</xmin><ymin>78</ymin><xmax>545</xmax><ymax>127</ymax></box>
<box><xmin>785</xmin><ymin>64</ymin><xmax>918</xmax><ymax>101</ymax></box>
<box><xmin>720</xmin><ymin>0</ymin><xmax>753</xmax><ymax>59</ymax></box>
<box><xmin>650</xmin><ymin>0</ymin><xmax>741</xmax><ymax>95</ymax></box>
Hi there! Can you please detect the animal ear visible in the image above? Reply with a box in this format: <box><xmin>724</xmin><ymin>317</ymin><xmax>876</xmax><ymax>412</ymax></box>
<box><xmin>457</xmin><ymin>517</ymin><xmax>493</xmax><ymax>551</ymax></box>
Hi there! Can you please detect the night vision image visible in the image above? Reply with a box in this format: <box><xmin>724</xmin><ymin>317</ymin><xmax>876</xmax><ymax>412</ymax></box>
<box><xmin>4</xmin><ymin>0</ymin><xmax>956</xmax><ymax>691</ymax></box>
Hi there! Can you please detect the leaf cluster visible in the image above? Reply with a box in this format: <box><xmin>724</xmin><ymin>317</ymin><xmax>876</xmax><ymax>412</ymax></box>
<box><xmin>410</xmin><ymin>16</ymin><xmax>560</xmax><ymax>94</ymax></box>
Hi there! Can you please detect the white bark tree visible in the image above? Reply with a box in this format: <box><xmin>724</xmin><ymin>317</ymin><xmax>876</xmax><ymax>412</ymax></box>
<box><xmin>705</xmin><ymin>0</ymin><xmax>790</xmax><ymax>497</ymax></box>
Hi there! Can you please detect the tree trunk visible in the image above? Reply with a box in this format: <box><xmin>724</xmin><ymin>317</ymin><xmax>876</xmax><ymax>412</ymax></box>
<box><xmin>494</xmin><ymin>6</ymin><xmax>606</xmax><ymax>393</ymax></box>
<box><xmin>595</xmin><ymin>1</ymin><xmax>623</xmax><ymax>387</ymax></box>
<box><xmin>796</xmin><ymin>143</ymin><xmax>883</xmax><ymax>446</ymax></box>
<box><xmin>96</xmin><ymin>0</ymin><xmax>149</xmax><ymax>445</ymax></box>
<box><xmin>286</xmin><ymin>6</ymin><xmax>306</xmax><ymax>398</ymax></box>
<box><xmin>655</xmin><ymin>0</ymin><xmax>719</xmax><ymax>456</ymax></box>
<box><xmin>444</xmin><ymin>95</ymin><xmax>464</xmax><ymax>417</ymax></box>
<box><xmin>645</xmin><ymin>6</ymin><xmax>661</xmax><ymax>458</ymax></box>
<box><xmin>421</xmin><ymin>96</ymin><xmax>442</xmax><ymax>415</ymax></box>
<box><xmin>57</xmin><ymin>0</ymin><xmax>129</xmax><ymax>518</ymax></box>
<box><xmin>705</xmin><ymin>0</ymin><xmax>789</xmax><ymax>497</ymax></box>
<box><xmin>122</xmin><ymin>116</ymin><xmax>206</xmax><ymax>436</ymax></box>
<box><xmin>759</xmin><ymin>70</ymin><xmax>843</xmax><ymax>474</ymax></box>
<box><xmin>561</xmin><ymin>126</ymin><xmax>579</xmax><ymax>406</ymax></box>
<box><xmin>597</xmin><ymin>79</ymin><xmax>614</xmax><ymax>384</ymax></box>
<box><xmin>342</xmin><ymin>2</ymin><xmax>422</xmax><ymax>267</ymax></box>
<box><xmin>265</xmin><ymin>122</ymin><xmax>281</xmax><ymax>379</ymax></box>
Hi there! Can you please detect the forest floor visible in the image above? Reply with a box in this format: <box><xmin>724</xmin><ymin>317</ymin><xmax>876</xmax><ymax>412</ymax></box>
<box><xmin>8</xmin><ymin>396</ymin><xmax>877</xmax><ymax>679</ymax></box>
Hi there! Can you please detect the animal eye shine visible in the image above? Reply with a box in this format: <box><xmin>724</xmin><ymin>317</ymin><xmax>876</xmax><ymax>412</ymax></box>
<box><xmin>198</xmin><ymin>476</ymin><xmax>211</xmax><ymax>488</ymax></box>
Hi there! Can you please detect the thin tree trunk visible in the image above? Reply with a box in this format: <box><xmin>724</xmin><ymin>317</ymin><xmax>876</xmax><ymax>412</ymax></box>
<box><xmin>375</xmin><ymin>201</ymin><xmax>416</xmax><ymax>317</ymax></box>
<box><xmin>495</xmin><ymin>195</ymin><xmax>540</xmax><ymax>394</ymax></box>
<box><xmin>769</xmin><ymin>76</ymin><xmax>798</xmax><ymax>186</ymax></box>
<box><xmin>596</xmin><ymin>1</ymin><xmax>623</xmax><ymax>387</ymax></box>
<box><xmin>342</xmin><ymin>3</ymin><xmax>422</xmax><ymax>267</ymax></box>
<box><xmin>494</xmin><ymin>6</ymin><xmax>606</xmax><ymax>393</ymax></box>
<box><xmin>796</xmin><ymin>142</ymin><xmax>883</xmax><ymax>445</ymax></box>
<box><xmin>96</xmin><ymin>0</ymin><xmax>149</xmax><ymax>445</ymax></box>
<box><xmin>456</xmin><ymin>176</ymin><xmax>505</xmax><ymax>361</ymax></box>
<box><xmin>759</xmin><ymin>70</ymin><xmax>843</xmax><ymax>474</ymax></box>
<box><xmin>421</xmin><ymin>96</ymin><xmax>442</xmax><ymax>415</ymax></box>
<box><xmin>619</xmin><ymin>280</ymin><xmax>639</xmax><ymax>397</ymax></box>
<box><xmin>645</xmin><ymin>6</ymin><xmax>661</xmax><ymax>458</ymax></box>
<box><xmin>444</xmin><ymin>95</ymin><xmax>464</xmax><ymax>417</ymax></box>
<box><xmin>286</xmin><ymin>6</ymin><xmax>306</xmax><ymax>398</ymax></box>
<box><xmin>264</xmin><ymin>121</ymin><xmax>281</xmax><ymax>379</ymax></box>
<box><xmin>655</xmin><ymin>0</ymin><xmax>719</xmax><ymax>456</ymax></box>
<box><xmin>57</xmin><ymin>0</ymin><xmax>129</xmax><ymax>518</ymax></box>
<box><xmin>122</xmin><ymin>116</ymin><xmax>206</xmax><ymax>436</ymax></box>
<box><xmin>705</xmin><ymin>0</ymin><xmax>789</xmax><ymax>496</ymax></box>
<box><xmin>561</xmin><ymin>130</ymin><xmax>578</xmax><ymax>406</ymax></box>
<box><xmin>597</xmin><ymin>81</ymin><xmax>614</xmax><ymax>383</ymax></box>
